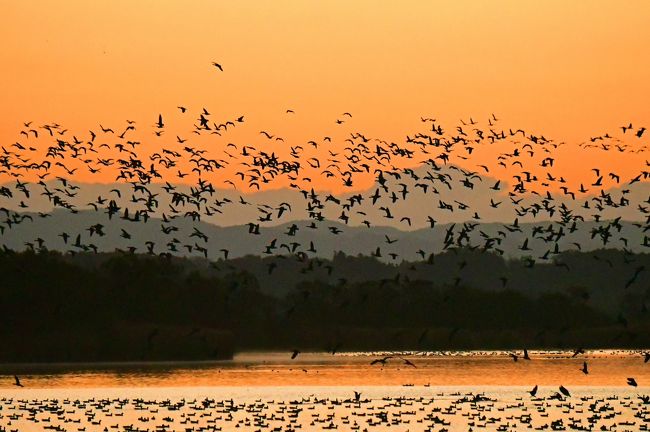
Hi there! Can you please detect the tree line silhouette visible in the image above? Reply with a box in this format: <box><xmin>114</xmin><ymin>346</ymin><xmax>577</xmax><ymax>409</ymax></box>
<box><xmin>0</xmin><ymin>248</ymin><xmax>648</xmax><ymax>362</ymax></box>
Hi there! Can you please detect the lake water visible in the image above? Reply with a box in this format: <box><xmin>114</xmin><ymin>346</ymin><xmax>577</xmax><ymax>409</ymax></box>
<box><xmin>0</xmin><ymin>350</ymin><xmax>649</xmax><ymax>431</ymax></box>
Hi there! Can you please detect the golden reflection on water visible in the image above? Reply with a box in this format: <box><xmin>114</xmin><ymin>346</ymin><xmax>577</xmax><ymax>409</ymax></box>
<box><xmin>0</xmin><ymin>350</ymin><xmax>649</xmax><ymax>388</ymax></box>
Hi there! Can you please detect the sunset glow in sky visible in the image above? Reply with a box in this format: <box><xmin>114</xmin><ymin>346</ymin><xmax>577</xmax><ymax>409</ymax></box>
<box><xmin>2</xmin><ymin>1</ymin><xmax>649</xmax><ymax>190</ymax></box>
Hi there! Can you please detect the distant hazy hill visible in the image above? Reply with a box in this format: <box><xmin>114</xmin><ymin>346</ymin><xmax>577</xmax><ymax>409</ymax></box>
<box><xmin>0</xmin><ymin>209</ymin><xmax>645</xmax><ymax>263</ymax></box>
<box><xmin>0</xmin><ymin>162</ymin><xmax>647</xmax><ymax>231</ymax></box>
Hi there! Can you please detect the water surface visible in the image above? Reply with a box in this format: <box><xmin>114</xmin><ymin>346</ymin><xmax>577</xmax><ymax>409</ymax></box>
<box><xmin>1</xmin><ymin>351</ymin><xmax>649</xmax><ymax>431</ymax></box>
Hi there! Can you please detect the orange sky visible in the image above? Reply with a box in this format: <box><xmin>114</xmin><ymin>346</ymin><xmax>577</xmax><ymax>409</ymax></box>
<box><xmin>1</xmin><ymin>1</ymin><xmax>649</xmax><ymax>191</ymax></box>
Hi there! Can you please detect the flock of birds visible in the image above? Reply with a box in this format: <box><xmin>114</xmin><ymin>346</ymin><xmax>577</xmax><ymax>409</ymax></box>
<box><xmin>0</xmin><ymin>111</ymin><xmax>648</xmax><ymax>261</ymax></box>
<box><xmin>1</xmin><ymin>387</ymin><xmax>650</xmax><ymax>432</ymax></box>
